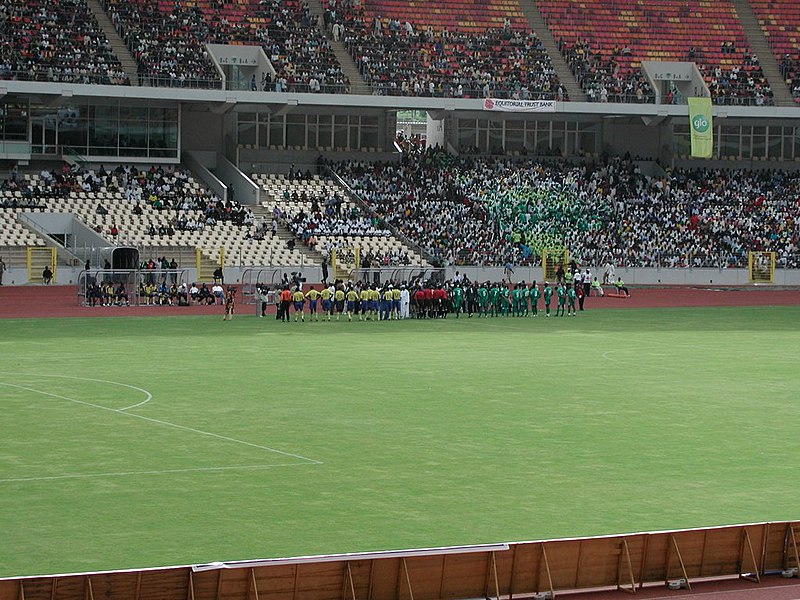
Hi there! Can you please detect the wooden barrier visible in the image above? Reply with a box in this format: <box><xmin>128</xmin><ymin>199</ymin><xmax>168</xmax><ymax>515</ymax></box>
<box><xmin>2</xmin><ymin>522</ymin><xmax>799</xmax><ymax>600</ymax></box>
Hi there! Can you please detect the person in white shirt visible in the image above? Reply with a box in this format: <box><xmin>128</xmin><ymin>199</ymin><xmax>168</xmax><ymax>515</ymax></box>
<box><xmin>399</xmin><ymin>284</ymin><xmax>410</xmax><ymax>319</ymax></box>
<box><xmin>212</xmin><ymin>283</ymin><xmax>225</xmax><ymax>304</ymax></box>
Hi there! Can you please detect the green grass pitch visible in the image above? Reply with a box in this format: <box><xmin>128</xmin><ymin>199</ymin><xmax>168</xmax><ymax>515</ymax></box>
<box><xmin>1</xmin><ymin>306</ymin><xmax>799</xmax><ymax>577</ymax></box>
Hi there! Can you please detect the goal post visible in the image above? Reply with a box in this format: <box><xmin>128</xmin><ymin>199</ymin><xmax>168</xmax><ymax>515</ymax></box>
<box><xmin>542</xmin><ymin>247</ymin><xmax>569</xmax><ymax>282</ymax></box>
<box><xmin>331</xmin><ymin>247</ymin><xmax>360</xmax><ymax>281</ymax></box>
<box><xmin>748</xmin><ymin>251</ymin><xmax>775</xmax><ymax>284</ymax></box>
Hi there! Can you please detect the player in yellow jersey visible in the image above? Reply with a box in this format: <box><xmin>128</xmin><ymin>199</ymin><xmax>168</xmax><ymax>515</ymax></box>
<box><xmin>359</xmin><ymin>285</ymin><xmax>370</xmax><ymax>321</ymax></box>
<box><xmin>334</xmin><ymin>287</ymin><xmax>345</xmax><ymax>320</ymax></box>
<box><xmin>345</xmin><ymin>287</ymin><xmax>358</xmax><ymax>321</ymax></box>
<box><xmin>292</xmin><ymin>288</ymin><xmax>306</xmax><ymax>322</ymax></box>
<box><xmin>392</xmin><ymin>285</ymin><xmax>401</xmax><ymax>320</ymax></box>
<box><xmin>320</xmin><ymin>285</ymin><xmax>333</xmax><ymax>321</ymax></box>
<box><xmin>369</xmin><ymin>285</ymin><xmax>380</xmax><ymax>320</ymax></box>
<box><xmin>305</xmin><ymin>286</ymin><xmax>320</xmax><ymax>321</ymax></box>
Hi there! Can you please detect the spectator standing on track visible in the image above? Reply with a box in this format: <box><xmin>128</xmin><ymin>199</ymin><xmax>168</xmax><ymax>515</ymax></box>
<box><xmin>400</xmin><ymin>284</ymin><xmax>410</xmax><ymax>319</ymax></box>
<box><xmin>576</xmin><ymin>283</ymin><xmax>585</xmax><ymax>312</ymax></box>
<box><xmin>583</xmin><ymin>269</ymin><xmax>592</xmax><ymax>298</ymax></box>
<box><xmin>0</xmin><ymin>256</ymin><xmax>6</xmax><ymax>285</ymax></box>
<box><xmin>603</xmin><ymin>261</ymin><xmax>616</xmax><ymax>285</ymax></box>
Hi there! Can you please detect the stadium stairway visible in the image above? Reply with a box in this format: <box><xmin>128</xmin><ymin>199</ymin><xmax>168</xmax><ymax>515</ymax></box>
<box><xmin>85</xmin><ymin>0</ymin><xmax>140</xmax><ymax>86</ymax></box>
<box><xmin>522</xmin><ymin>0</ymin><xmax>586</xmax><ymax>101</ymax></box>
<box><xmin>304</xmin><ymin>0</ymin><xmax>372</xmax><ymax>95</ymax></box>
<box><xmin>731</xmin><ymin>0</ymin><xmax>794</xmax><ymax>106</ymax></box>
<box><xmin>251</xmin><ymin>203</ymin><xmax>328</xmax><ymax>268</ymax></box>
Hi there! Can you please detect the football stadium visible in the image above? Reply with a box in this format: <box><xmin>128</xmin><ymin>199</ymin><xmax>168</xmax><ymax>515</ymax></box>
<box><xmin>1</xmin><ymin>0</ymin><xmax>800</xmax><ymax>598</ymax></box>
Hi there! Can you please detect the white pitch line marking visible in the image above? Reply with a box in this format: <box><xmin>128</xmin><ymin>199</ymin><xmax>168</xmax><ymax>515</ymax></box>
<box><xmin>0</xmin><ymin>382</ymin><xmax>321</xmax><ymax>465</ymax></box>
<box><xmin>0</xmin><ymin>372</ymin><xmax>153</xmax><ymax>411</ymax></box>
<box><xmin>0</xmin><ymin>463</ymin><xmax>315</xmax><ymax>484</ymax></box>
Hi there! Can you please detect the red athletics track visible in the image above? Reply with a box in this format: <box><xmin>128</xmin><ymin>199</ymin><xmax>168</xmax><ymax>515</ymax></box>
<box><xmin>0</xmin><ymin>285</ymin><xmax>799</xmax><ymax>319</ymax></box>
<box><xmin>561</xmin><ymin>575</ymin><xmax>800</xmax><ymax>600</ymax></box>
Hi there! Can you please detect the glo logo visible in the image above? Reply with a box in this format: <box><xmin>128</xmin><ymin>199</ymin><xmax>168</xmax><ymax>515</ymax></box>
<box><xmin>692</xmin><ymin>114</ymin><xmax>710</xmax><ymax>133</ymax></box>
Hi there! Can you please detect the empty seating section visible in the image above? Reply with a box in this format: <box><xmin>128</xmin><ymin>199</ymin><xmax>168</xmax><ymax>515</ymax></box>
<box><xmin>537</xmin><ymin>0</ymin><xmax>772</xmax><ymax>105</ymax></box>
<box><xmin>0</xmin><ymin>0</ymin><xmax>129</xmax><ymax>85</ymax></box>
<box><xmin>329</xmin><ymin>0</ymin><xmax>565</xmax><ymax>98</ymax></box>
<box><xmin>357</xmin><ymin>0</ymin><xmax>527</xmax><ymax>33</ymax></box>
<box><xmin>749</xmin><ymin>0</ymin><xmax>800</xmax><ymax>103</ymax></box>
<box><xmin>101</xmin><ymin>0</ymin><xmax>349</xmax><ymax>91</ymax></box>
<box><xmin>253</xmin><ymin>173</ymin><xmax>425</xmax><ymax>266</ymax></box>
<box><xmin>0</xmin><ymin>209</ymin><xmax>47</xmax><ymax>248</ymax></box>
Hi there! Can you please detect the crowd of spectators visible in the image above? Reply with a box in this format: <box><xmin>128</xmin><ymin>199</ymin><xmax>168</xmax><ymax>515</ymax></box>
<box><xmin>779</xmin><ymin>53</ymin><xmax>800</xmax><ymax>104</ymax></box>
<box><xmin>101</xmin><ymin>0</ymin><xmax>349</xmax><ymax>92</ymax></box>
<box><xmin>327</xmin><ymin>0</ymin><xmax>565</xmax><ymax>99</ymax></box>
<box><xmin>561</xmin><ymin>41</ymin><xmax>654</xmax><ymax>103</ymax></box>
<box><xmin>0</xmin><ymin>0</ymin><xmax>129</xmax><ymax>85</ymax></box>
<box><xmin>336</xmin><ymin>149</ymin><xmax>800</xmax><ymax>268</ymax></box>
<box><xmin>699</xmin><ymin>51</ymin><xmax>774</xmax><ymax>106</ymax></box>
<box><xmin>6</xmin><ymin>162</ymin><xmax>254</xmax><ymax>241</ymax></box>
<box><xmin>97</xmin><ymin>164</ymin><xmax>255</xmax><ymax>235</ymax></box>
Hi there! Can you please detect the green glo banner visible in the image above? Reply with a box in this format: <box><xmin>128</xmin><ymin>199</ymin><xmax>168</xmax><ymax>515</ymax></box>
<box><xmin>688</xmin><ymin>97</ymin><xmax>713</xmax><ymax>158</ymax></box>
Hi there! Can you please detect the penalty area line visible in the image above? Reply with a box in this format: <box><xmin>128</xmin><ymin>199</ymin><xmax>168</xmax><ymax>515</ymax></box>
<box><xmin>0</xmin><ymin>463</ymin><xmax>317</xmax><ymax>484</ymax></box>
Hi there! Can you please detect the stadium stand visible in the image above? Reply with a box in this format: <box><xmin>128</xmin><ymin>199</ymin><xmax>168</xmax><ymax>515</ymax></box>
<box><xmin>101</xmin><ymin>0</ymin><xmax>349</xmax><ymax>92</ymax></box>
<box><xmin>336</xmin><ymin>150</ymin><xmax>800</xmax><ymax>268</ymax></box>
<box><xmin>327</xmin><ymin>0</ymin><xmax>566</xmax><ymax>98</ymax></box>
<box><xmin>1</xmin><ymin>165</ymin><xmax>318</xmax><ymax>268</ymax></box>
<box><xmin>252</xmin><ymin>172</ymin><xmax>427</xmax><ymax>267</ymax></box>
<box><xmin>749</xmin><ymin>0</ymin><xmax>800</xmax><ymax>103</ymax></box>
<box><xmin>0</xmin><ymin>0</ymin><xmax>129</xmax><ymax>85</ymax></box>
<box><xmin>537</xmin><ymin>0</ymin><xmax>773</xmax><ymax>105</ymax></box>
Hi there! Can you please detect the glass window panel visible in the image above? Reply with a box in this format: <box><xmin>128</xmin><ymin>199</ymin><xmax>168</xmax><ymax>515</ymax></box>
<box><xmin>269</xmin><ymin>116</ymin><xmax>285</xmax><ymax>148</ymax></box>
<box><xmin>767</xmin><ymin>127</ymin><xmax>782</xmax><ymax>160</ymax></box>
<box><xmin>318</xmin><ymin>116</ymin><xmax>332</xmax><ymax>150</ymax></box>
<box><xmin>286</xmin><ymin>114</ymin><xmax>305</xmax><ymax>148</ymax></box>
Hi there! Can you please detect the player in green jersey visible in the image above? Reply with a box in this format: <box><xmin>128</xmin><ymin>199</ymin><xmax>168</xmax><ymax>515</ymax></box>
<box><xmin>477</xmin><ymin>283</ymin><xmax>489</xmax><ymax>317</ymax></box>
<box><xmin>556</xmin><ymin>283</ymin><xmax>566</xmax><ymax>316</ymax></box>
<box><xmin>499</xmin><ymin>284</ymin><xmax>510</xmax><ymax>316</ymax></box>
<box><xmin>451</xmin><ymin>283</ymin><xmax>464</xmax><ymax>318</ymax></box>
<box><xmin>529</xmin><ymin>281</ymin><xmax>540</xmax><ymax>317</ymax></box>
<box><xmin>519</xmin><ymin>282</ymin><xmax>530</xmax><ymax>316</ymax></box>
<box><xmin>567</xmin><ymin>285</ymin><xmax>577</xmax><ymax>316</ymax></box>
<box><xmin>542</xmin><ymin>282</ymin><xmax>553</xmax><ymax>317</ymax></box>
<box><xmin>510</xmin><ymin>285</ymin><xmax>521</xmax><ymax>317</ymax></box>
<box><xmin>488</xmin><ymin>283</ymin><xmax>500</xmax><ymax>317</ymax></box>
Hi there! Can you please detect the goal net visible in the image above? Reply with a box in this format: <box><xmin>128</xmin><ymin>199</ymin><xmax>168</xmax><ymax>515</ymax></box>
<box><xmin>331</xmin><ymin>247</ymin><xmax>360</xmax><ymax>281</ymax></box>
<box><xmin>748</xmin><ymin>251</ymin><xmax>775</xmax><ymax>284</ymax></box>
<box><xmin>542</xmin><ymin>247</ymin><xmax>569</xmax><ymax>282</ymax></box>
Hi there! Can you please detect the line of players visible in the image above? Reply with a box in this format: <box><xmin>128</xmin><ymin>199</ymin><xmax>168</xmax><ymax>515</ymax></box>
<box><xmin>271</xmin><ymin>278</ymin><xmax>591</xmax><ymax>321</ymax></box>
